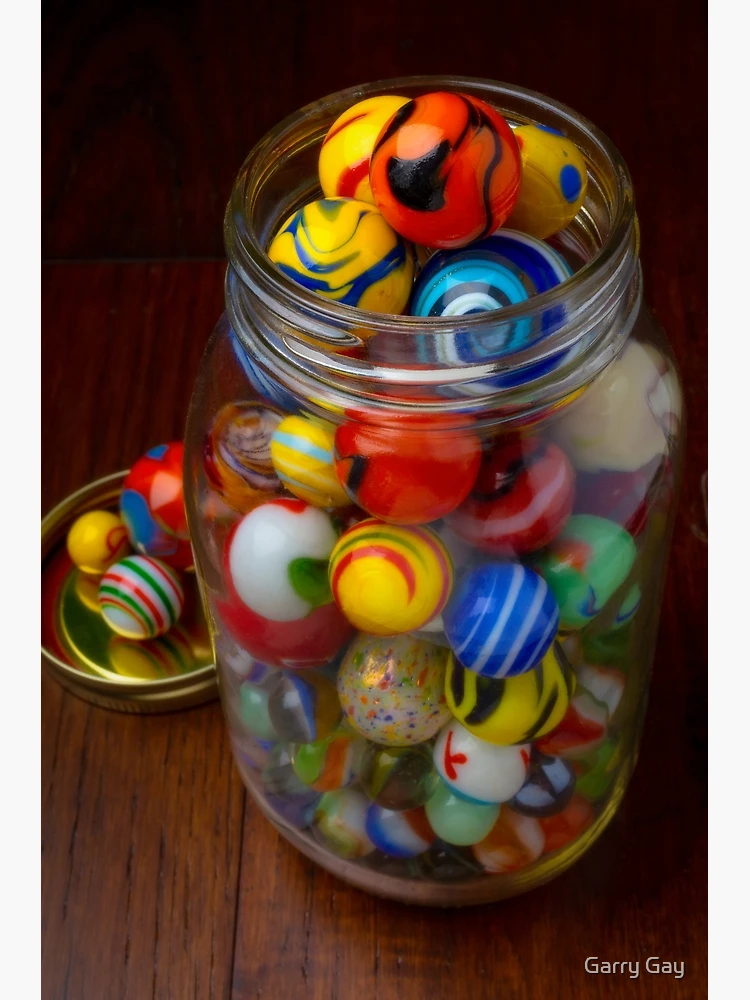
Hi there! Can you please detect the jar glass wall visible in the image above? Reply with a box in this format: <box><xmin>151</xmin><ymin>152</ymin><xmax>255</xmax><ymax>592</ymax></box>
<box><xmin>184</xmin><ymin>77</ymin><xmax>683</xmax><ymax>905</ymax></box>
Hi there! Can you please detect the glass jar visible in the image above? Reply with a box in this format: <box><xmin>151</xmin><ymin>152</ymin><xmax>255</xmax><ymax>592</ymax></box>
<box><xmin>184</xmin><ymin>77</ymin><xmax>683</xmax><ymax>905</ymax></box>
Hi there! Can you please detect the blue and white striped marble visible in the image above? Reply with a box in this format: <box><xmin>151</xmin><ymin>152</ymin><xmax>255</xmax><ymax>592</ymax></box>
<box><xmin>443</xmin><ymin>563</ymin><xmax>560</xmax><ymax>679</ymax></box>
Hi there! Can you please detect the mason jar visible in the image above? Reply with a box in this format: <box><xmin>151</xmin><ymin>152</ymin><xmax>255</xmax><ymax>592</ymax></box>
<box><xmin>184</xmin><ymin>76</ymin><xmax>683</xmax><ymax>905</ymax></box>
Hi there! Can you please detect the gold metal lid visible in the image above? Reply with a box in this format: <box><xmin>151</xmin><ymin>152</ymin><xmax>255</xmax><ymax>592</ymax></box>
<box><xmin>41</xmin><ymin>471</ymin><xmax>218</xmax><ymax>713</ymax></box>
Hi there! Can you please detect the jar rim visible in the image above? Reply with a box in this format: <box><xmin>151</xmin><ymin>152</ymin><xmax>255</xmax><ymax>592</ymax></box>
<box><xmin>226</xmin><ymin>75</ymin><xmax>636</xmax><ymax>344</ymax></box>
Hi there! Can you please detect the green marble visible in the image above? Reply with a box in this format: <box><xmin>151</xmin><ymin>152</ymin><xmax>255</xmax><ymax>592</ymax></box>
<box><xmin>576</xmin><ymin>739</ymin><xmax>620</xmax><ymax>800</ymax></box>
<box><xmin>239</xmin><ymin>682</ymin><xmax>278</xmax><ymax>741</ymax></box>
<box><xmin>291</xmin><ymin>727</ymin><xmax>363</xmax><ymax>790</ymax></box>
<box><xmin>532</xmin><ymin>515</ymin><xmax>637</xmax><ymax>630</ymax></box>
<box><xmin>425</xmin><ymin>779</ymin><xmax>499</xmax><ymax>847</ymax></box>
<box><xmin>581</xmin><ymin>622</ymin><xmax>633</xmax><ymax>668</ymax></box>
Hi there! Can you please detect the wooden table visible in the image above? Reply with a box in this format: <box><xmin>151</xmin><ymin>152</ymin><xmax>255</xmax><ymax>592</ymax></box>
<box><xmin>42</xmin><ymin>2</ymin><xmax>707</xmax><ymax>997</ymax></box>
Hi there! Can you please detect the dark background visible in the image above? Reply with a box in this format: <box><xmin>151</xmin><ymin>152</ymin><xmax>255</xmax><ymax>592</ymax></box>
<box><xmin>42</xmin><ymin>1</ymin><xmax>707</xmax><ymax>997</ymax></box>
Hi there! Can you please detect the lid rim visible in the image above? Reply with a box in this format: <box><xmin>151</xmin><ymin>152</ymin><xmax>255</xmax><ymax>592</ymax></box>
<box><xmin>41</xmin><ymin>471</ymin><xmax>218</xmax><ymax>713</ymax></box>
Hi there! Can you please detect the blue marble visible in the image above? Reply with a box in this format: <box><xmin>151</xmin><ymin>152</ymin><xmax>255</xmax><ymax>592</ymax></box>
<box><xmin>443</xmin><ymin>563</ymin><xmax>560</xmax><ymax>679</ymax></box>
<box><xmin>409</xmin><ymin>231</ymin><xmax>574</xmax><ymax>391</ymax></box>
<box><xmin>411</xmin><ymin>231</ymin><xmax>571</xmax><ymax>327</ymax></box>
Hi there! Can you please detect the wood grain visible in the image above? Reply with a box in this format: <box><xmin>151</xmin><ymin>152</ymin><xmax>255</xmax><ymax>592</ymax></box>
<box><xmin>41</xmin><ymin>263</ymin><xmax>244</xmax><ymax>1000</ymax></box>
<box><xmin>42</xmin><ymin>1</ymin><xmax>707</xmax><ymax>996</ymax></box>
<box><xmin>41</xmin><ymin>672</ymin><xmax>245</xmax><ymax>1000</ymax></box>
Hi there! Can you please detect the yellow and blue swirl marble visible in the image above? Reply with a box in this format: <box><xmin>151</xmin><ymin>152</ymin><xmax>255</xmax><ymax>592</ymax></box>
<box><xmin>268</xmin><ymin>198</ymin><xmax>414</xmax><ymax>314</ymax></box>
<box><xmin>507</xmin><ymin>124</ymin><xmax>588</xmax><ymax>239</ymax></box>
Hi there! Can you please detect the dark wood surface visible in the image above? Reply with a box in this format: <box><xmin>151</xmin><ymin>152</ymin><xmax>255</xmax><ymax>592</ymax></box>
<box><xmin>42</xmin><ymin>2</ymin><xmax>707</xmax><ymax>997</ymax></box>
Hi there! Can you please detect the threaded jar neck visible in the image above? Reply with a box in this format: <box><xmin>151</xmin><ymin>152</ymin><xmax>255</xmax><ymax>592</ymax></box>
<box><xmin>224</xmin><ymin>76</ymin><xmax>639</xmax><ymax>421</ymax></box>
